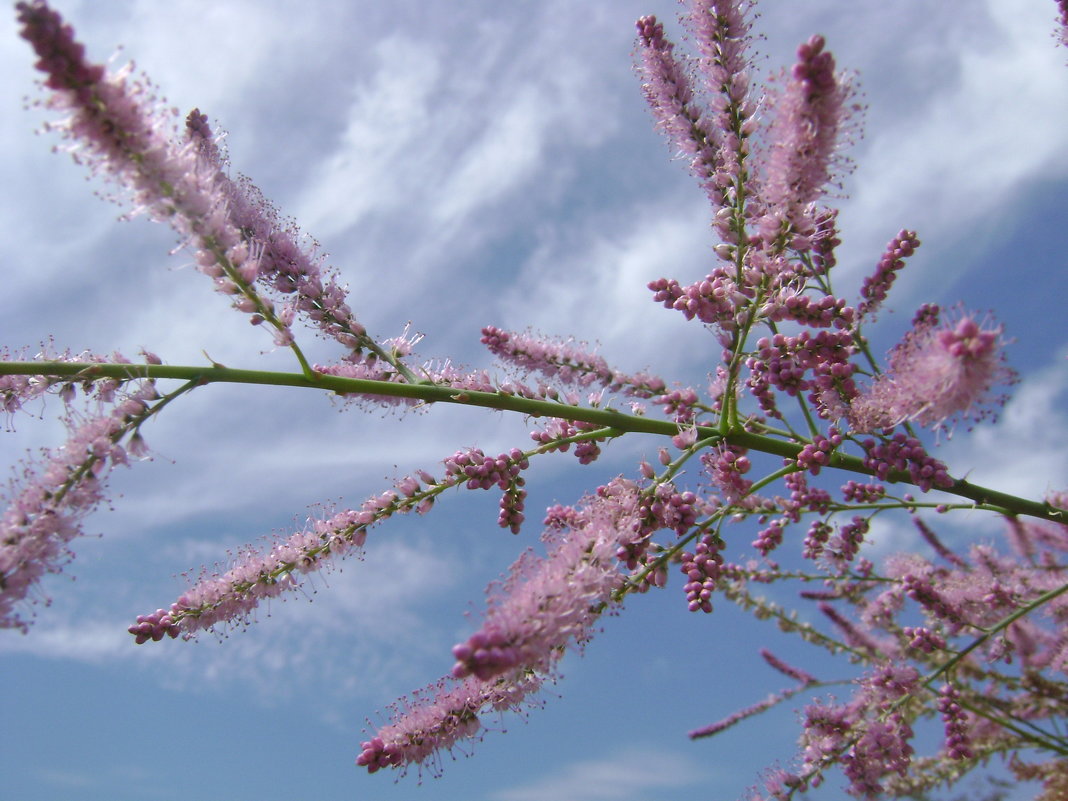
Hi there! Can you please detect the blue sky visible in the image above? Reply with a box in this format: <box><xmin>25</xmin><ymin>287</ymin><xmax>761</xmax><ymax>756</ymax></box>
<box><xmin>1</xmin><ymin>2</ymin><xmax>1067</xmax><ymax>800</ymax></box>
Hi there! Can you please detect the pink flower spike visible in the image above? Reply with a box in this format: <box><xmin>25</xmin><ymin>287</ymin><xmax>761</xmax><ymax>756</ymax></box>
<box><xmin>1</xmin><ymin>366</ymin><xmax>158</xmax><ymax>631</ymax></box>
<box><xmin>18</xmin><ymin>2</ymin><xmax>368</xmax><ymax>357</ymax></box>
<box><xmin>859</xmin><ymin>230</ymin><xmax>921</xmax><ymax>318</ymax></box>
<box><xmin>633</xmin><ymin>15</ymin><xmax>722</xmax><ymax>200</ymax></box>
<box><xmin>759</xmin><ymin>34</ymin><xmax>856</xmax><ymax>245</ymax></box>
<box><xmin>450</xmin><ymin>480</ymin><xmax>641</xmax><ymax>682</ymax></box>
<box><xmin>356</xmin><ymin>671</ymin><xmax>543</xmax><ymax>776</ymax></box>
<box><xmin>135</xmin><ymin>504</ymin><xmax>380</xmax><ymax>639</ymax></box>
<box><xmin>848</xmin><ymin>308</ymin><xmax>1016</xmax><ymax>433</ymax></box>
<box><xmin>480</xmin><ymin>326</ymin><xmax>665</xmax><ymax>398</ymax></box>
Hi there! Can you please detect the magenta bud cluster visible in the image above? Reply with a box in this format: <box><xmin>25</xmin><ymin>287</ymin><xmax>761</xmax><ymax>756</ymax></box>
<box><xmin>652</xmin><ymin>387</ymin><xmax>700</xmax><ymax>422</ymax></box>
<box><xmin>128</xmin><ymin>608</ymin><xmax>181</xmax><ymax>643</ymax></box>
<box><xmin>765</xmin><ymin>292</ymin><xmax>855</xmax><ymax>329</ymax></box>
<box><xmin>859</xmin><ymin>230</ymin><xmax>921</xmax><ymax>317</ymax></box>
<box><xmin>861</xmin><ymin>434</ymin><xmax>953</xmax><ymax>492</ymax></box>
<box><xmin>938</xmin><ymin>684</ymin><xmax>974</xmax><ymax>760</ymax></box>
<box><xmin>794</xmin><ymin>427</ymin><xmax>843</xmax><ymax>475</ymax></box>
<box><xmin>841</xmin><ymin>480</ymin><xmax>886</xmax><ymax>503</ymax></box>
<box><xmin>450</xmin><ymin>629</ymin><xmax>520</xmax><ymax>680</ymax></box>
<box><xmin>703</xmin><ymin>445</ymin><xmax>753</xmax><ymax>503</ymax></box>
<box><xmin>680</xmin><ymin>533</ymin><xmax>724</xmax><ymax>613</ymax></box>
<box><xmin>443</xmin><ymin>447</ymin><xmax>527</xmax><ymax>491</ymax></box>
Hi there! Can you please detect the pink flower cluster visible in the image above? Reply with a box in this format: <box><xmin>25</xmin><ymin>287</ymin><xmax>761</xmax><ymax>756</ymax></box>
<box><xmin>360</xmin><ymin>480</ymin><xmax>642</xmax><ymax>772</ymax></box>
<box><xmin>2</xmin><ymin>352</ymin><xmax>158</xmax><ymax>630</ymax></box>
<box><xmin>849</xmin><ymin>306</ymin><xmax>1015</xmax><ymax>433</ymax></box>
<box><xmin>8</xmin><ymin>1</ymin><xmax>1066</xmax><ymax>797</ymax></box>
<box><xmin>480</xmin><ymin>326</ymin><xmax>667</xmax><ymax>398</ymax></box>
<box><xmin>355</xmin><ymin>671</ymin><xmax>543</xmax><ymax>775</ymax></box>
<box><xmin>135</xmin><ymin>446</ymin><xmax>539</xmax><ymax>637</ymax></box>
<box><xmin>759</xmin><ymin>34</ymin><xmax>856</xmax><ymax>245</ymax></box>
<box><xmin>17</xmin><ymin>0</ymin><xmax>375</xmax><ymax>363</ymax></box>
<box><xmin>450</xmin><ymin>480</ymin><xmax>640</xmax><ymax>681</ymax></box>
<box><xmin>736</xmin><ymin>509</ymin><xmax>1068</xmax><ymax>799</ymax></box>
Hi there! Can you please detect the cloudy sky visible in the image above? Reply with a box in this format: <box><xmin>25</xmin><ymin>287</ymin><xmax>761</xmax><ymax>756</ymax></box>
<box><xmin>2</xmin><ymin>1</ymin><xmax>1067</xmax><ymax>800</ymax></box>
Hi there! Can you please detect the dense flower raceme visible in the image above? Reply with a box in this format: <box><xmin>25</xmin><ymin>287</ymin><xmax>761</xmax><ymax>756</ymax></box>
<box><xmin>449</xmin><ymin>479</ymin><xmax>642</xmax><ymax>682</ymax></box>
<box><xmin>848</xmin><ymin>305</ymin><xmax>1015</xmax><ymax>433</ymax></box>
<box><xmin>725</xmin><ymin>511</ymin><xmax>1068</xmax><ymax>800</ymax></box>
<box><xmin>182</xmin><ymin>110</ymin><xmax>369</xmax><ymax>357</ymax></box>
<box><xmin>758</xmin><ymin>33</ymin><xmax>857</xmax><ymax>247</ymax></box>
<box><xmin>129</xmin><ymin>446</ymin><xmax>536</xmax><ymax>642</ymax></box>
<box><xmin>7</xmin><ymin>1</ymin><xmax>1068</xmax><ymax>799</ymax></box>
<box><xmin>357</xmin><ymin>481</ymin><xmax>643</xmax><ymax>774</ymax></box>
<box><xmin>355</xmin><ymin>671</ymin><xmax>545</xmax><ymax>775</ymax></box>
<box><xmin>15</xmin><ymin>0</ymin><xmax>418</xmax><ymax>381</ymax></box>
<box><xmin>15</xmin><ymin>1</ymin><xmax>298</xmax><ymax>351</ymax></box>
<box><xmin>1</xmin><ymin>348</ymin><xmax>169</xmax><ymax>631</ymax></box>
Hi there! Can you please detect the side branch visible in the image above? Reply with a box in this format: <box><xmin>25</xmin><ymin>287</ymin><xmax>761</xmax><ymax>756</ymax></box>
<box><xmin>2</xmin><ymin>360</ymin><xmax>1060</xmax><ymax>523</ymax></box>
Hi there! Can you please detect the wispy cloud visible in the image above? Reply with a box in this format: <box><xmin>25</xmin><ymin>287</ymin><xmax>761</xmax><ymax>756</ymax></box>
<box><xmin>941</xmin><ymin>349</ymin><xmax>1068</xmax><ymax>505</ymax></box>
<box><xmin>0</xmin><ymin>536</ymin><xmax>467</xmax><ymax>708</ymax></box>
<box><xmin>498</xmin><ymin>196</ymin><xmax>715</xmax><ymax>378</ymax></box>
<box><xmin>490</xmin><ymin>746</ymin><xmax>708</xmax><ymax>801</ymax></box>
<box><xmin>828</xmin><ymin>0</ymin><xmax>1068</xmax><ymax>292</ymax></box>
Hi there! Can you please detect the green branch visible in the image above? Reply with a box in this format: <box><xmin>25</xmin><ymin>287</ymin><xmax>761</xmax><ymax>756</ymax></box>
<box><xmin>2</xmin><ymin>360</ymin><xmax>1062</xmax><ymax>523</ymax></box>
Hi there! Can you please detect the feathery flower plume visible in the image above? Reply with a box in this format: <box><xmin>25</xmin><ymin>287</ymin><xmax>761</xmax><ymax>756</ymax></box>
<box><xmin>481</xmin><ymin>326</ymin><xmax>666</xmax><ymax>396</ymax></box>
<box><xmin>16</xmin><ymin>1</ymin><xmax>368</xmax><ymax>365</ymax></box>
<box><xmin>2</xmin><ymin>353</ymin><xmax>160</xmax><ymax>631</ymax></box>
<box><xmin>183</xmin><ymin>110</ymin><xmax>370</xmax><ymax>356</ymax></box>
<box><xmin>356</xmin><ymin>671</ymin><xmax>543</xmax><ymax>775</ymax></box>
<box><xmin>848</xmin><ymin>306</ymin><xmax>1015</xmax><ymax>433</ymax></box>
<box><xmin>759</xmin><ymin>34</ymin><xmax>855</xmax><ymax>247</ymax></box>
<box><xmin>357</xmin><ymin>480</ymin><xmax>642</xmax><ymax>774</ymax></box>
<box><xmin>684</xmin><ymin>0</ymin><xmax>755</xmax><ymax>92</ymax></box>
<box><xmin>131</xmin><ymin>449</ymin><xmax>526</xmax><ymax>640</ymax></box>
<box><xmin>682</xmin><ymin>0</ymin><xmax>758</xmax><ymax>206</ymax></box>
<box><xmin>16</xmin><ymin>2</ymin><xmax>284</xmax><ymax>341</ymax></box>
<box><xmin>633</xmin><ymin>15</ymin><xmax>722</xmax><ymax>199</ymax></box>
<box><xmin>635</xmin><ymin>1</ymin><xmax>758</xmax><ymax>224</ymax></box>
<box><xmin>450</xmin><ymin>479</ymin><xmax>641</xmax><ymax>680</ymax></box>
<box><xmin>130</xmin><ymin>506</ymin><xmax>370</xmax><ymax>643</ymax></box>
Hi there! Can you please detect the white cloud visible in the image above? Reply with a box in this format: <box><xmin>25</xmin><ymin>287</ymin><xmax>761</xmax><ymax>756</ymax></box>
<box><xmin>0</xmin><ymin>619</ymin><xmax>133</xmax><ymax>664</ymax></box>
<box><xmin>432</xmin><ymin>85</ymin><xmax>557</xmax><ymax>227</ymax></box>
<box><xmin>0</xmin><ymin>537</ymin><xmax>465</xmax><ymax>707</ymax></box>
<box><xmin>830</xmin><ymin>0</ymin><xmax>1068</xmax><ymax>290</ymax></box>
<box><xmin>294</xmin><ymin>34</ymin><xmax>442</xmax><ymax>239</ymax></box>
<box><xmin>490</xmin><ymin>747</ymin><xmax>707</xmax><ymax>801</ymax></box>
<box><xmin>941</xmin><ymin>351</ymin><xmax>1068</xmax><ymax>502</ymax></box>
<box><xmin>498</xmin><ymin>197</ymin><xmax>716</xmax><ymax>380</ymax></box>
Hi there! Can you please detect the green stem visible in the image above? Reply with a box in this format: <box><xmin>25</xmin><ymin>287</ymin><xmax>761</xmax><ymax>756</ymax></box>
<box><xmin>199</xmin><ymin>235</ymin><xmax>318</xmax><ymax>380</ymax></box>
<box><xmin>2</xmin><ymin>360</ymin><xmax>1062</xmax><ymax>524</ymax></box>
<box><xmin>922</xmin><ymin>579</ymin><xmax>1068</xmax><ymax>690</ymax></box>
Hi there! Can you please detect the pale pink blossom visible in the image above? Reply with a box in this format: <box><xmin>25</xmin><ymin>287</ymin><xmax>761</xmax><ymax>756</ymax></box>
<box><xmin>450</xmin><ymin>480</ymin><xmax>642</xmax><ymax>681</ymax></box>
<box><xmin>848</xmin><ymin>307</ymin><xmax>1014</xmax><ymax>433</ymax></box>
<box><xmin>357</xmin><ymin>481</ymin><xmax>642</xmax><ymax>774</ymax></box>
<box><xmin>2</xmin><ymin>372</ymin><xmax>158</xmax><ymax>631</ymax></box>
<box><xmin>356</xmin><ymin>671</ymin><xmax>543</xmax><ymax>775</ymax></box>
<box><xmin>759</xmin><ymin>34</ymin><xmax>856</xmax><ymax>246</ymax></box>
